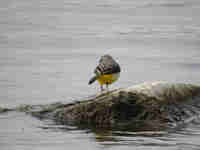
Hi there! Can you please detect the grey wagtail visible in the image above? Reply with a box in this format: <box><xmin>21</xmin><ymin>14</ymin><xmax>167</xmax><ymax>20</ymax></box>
<box><xmin>88</xmin><ymin>54</ymin><xmax>121</xmax><ymax>91</ymax></box>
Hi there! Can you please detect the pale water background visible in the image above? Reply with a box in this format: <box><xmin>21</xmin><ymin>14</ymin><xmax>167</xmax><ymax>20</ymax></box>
<box><xmin>1</xmin><ymin>0</ymin><xmax>200</xmax><ymax>149</ymax></box>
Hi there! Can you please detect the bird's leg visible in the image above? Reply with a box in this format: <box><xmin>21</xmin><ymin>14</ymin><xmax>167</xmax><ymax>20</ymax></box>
<box><xmin>100</xmin><ymin>85</ymin><xmax>104</xmax><ymax>92</ymax></box>
<box><xmin>106</xmin><ymin>83</ymin><xmax>109</xmax><ymax>91</ymax></box>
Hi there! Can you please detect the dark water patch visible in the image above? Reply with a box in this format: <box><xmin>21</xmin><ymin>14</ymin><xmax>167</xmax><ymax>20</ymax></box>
<box><xmin>144</xmin><ymin>1</ymin><xmax>196</xmax><ymax>8</ymax></box>
<box><xmin>157</xmin><ymin>2</ymin><xmax>191</xmax><ymax>8</ymax></box>
<box><xmin>141</xmin><ymin>142</ymin><xmax>174</xmax><ymax>147</ymax></box>
<box><xmin>90</xmin><ymin>130</ymin><xmax>173</xmax><ymax>147</ymax></box>
<box><xmin>175</xmin><ymin>62</ymin><xmax>200</xmax><ymax>70</ymax></box>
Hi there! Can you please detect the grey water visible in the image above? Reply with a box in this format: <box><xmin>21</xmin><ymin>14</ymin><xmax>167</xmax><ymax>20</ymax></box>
<box><xmin>1</xmin><ymin>0</ymin><xmax>200</xmax><ymax>149</ymax></box>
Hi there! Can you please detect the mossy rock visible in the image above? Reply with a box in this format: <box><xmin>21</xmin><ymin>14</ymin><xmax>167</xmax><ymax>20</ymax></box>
<box><xmin>5</xmin><ymin>82</ymin><xmax>199</xmax><ymax>131</ymax></box>
<box><xmin>48</xmin><ymin>82</ymin><xmax>200</xmax><ymax>131</ymax></box>
<box><xmin>0</xmin><ymin>107</ymin><xmax>11</xmax><ymax>113</ymax></box>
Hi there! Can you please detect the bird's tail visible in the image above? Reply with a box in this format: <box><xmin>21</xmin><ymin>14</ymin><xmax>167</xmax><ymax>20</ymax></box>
<box><xmin>88</xmin><ymin>76</ymin><xmax>97</xmax><ymax>85</ymax></box>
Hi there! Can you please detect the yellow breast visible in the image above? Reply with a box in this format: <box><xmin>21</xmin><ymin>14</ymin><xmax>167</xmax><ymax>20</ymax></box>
<box><xmin>97</xmin><ymin>73</ymin><xmax>120</xmax><ymax>85</ymax></box>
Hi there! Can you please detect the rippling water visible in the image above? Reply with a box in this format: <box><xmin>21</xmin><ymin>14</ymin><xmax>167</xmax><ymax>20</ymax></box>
<box><xmin>1</xmin><ymin>0</ymin><xmax>200</xmax><ymax>149</ymax></box>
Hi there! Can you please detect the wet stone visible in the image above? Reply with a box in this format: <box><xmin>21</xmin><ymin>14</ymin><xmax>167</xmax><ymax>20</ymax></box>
<box><xmin>5</xmin><ymin>82</ymin><xmax>200</xmax><ymax>131</ymax></box>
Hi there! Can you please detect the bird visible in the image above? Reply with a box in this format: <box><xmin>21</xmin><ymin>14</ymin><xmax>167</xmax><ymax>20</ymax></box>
<box><xmin>88</xmin><ymin>54</ymin><xmax>121</xmax><ymax>91</ymax></box>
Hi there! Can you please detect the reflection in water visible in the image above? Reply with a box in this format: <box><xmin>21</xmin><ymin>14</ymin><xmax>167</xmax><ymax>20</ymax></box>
<box><xmin>1</xmin><ymin>110</ymin><xmax>200</xmax><ymax>150</ymax></box>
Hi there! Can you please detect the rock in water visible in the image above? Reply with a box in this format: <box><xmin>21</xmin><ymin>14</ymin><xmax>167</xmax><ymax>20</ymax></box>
<box><xmin>48</xmin><ymin>82</ymin><xmax>200</xmax><ymax>131</ymax></box>
<box><xmin>7</xmin><ymin>82</ymin><xmax>199</xmax><ymax>131</ymax></box>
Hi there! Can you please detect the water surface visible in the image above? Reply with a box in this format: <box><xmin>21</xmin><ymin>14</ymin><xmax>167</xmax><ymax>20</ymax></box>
<box><xmin>1</xmin><ymin>0</ymin><xmax>200</xmax><ymax>149</ymax></box>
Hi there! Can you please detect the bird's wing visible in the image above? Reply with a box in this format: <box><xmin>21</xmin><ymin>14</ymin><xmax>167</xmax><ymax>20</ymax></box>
<box><xmin>94</xmin><ymin>59</ymin><xmax>120</xmax><ymax>75</ymax></box>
